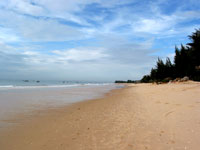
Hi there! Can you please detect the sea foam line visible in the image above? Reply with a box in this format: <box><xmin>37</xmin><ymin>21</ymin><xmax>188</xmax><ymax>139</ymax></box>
<box><xmin>0</xmin><ymin>83</ymin><xmax>113</xmax><ymax>90</ymax></box>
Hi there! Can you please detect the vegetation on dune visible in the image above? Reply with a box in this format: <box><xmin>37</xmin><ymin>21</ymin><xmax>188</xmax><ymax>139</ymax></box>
<box><xmin>141</xmin><ymin>29</ymin><xmax>200</xmax><ymax>83</ymax></box>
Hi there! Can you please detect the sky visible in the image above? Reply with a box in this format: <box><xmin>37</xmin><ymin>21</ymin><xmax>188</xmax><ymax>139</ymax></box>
<box><xmin>0</xmin><ymin>0</ymin><xmax>200</xmax><ymax>81</ymax></box>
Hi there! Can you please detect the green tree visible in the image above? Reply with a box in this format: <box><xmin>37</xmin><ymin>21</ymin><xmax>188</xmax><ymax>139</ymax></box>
<box><xmin>141</xmin><ymin>28</ymin><xmax>200</xmax><ymax>82</ymax></box>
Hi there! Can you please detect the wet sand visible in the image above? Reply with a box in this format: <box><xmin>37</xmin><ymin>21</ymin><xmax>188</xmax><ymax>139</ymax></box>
<box><xmin>1</xmin><ymin>82</ymin><xmax>200</xmax><ymax>150</ymax></box>
<box><xmin>0</xmin><ymin>84</ymin><xmax>117</xmax><ymax>127</ymax></box>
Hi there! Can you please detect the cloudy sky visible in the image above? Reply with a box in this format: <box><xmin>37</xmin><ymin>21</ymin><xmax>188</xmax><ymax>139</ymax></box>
<box><xmin>0</xmin><ymin>0</ymin><xmax>200</xmax><ymax>81</ymax></box>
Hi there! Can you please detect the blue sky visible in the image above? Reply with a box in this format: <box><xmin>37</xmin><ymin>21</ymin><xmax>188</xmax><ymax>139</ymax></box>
<box><xmin>0</xmin><ymin>0</ymin><xmax>200</xmax><ymax>81</ymax></box>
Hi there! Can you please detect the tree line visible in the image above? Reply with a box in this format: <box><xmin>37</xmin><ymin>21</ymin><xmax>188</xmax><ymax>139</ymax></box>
<box><xmin>141</xmin><ymin>29</ymin><xmax>200</xmax><ymax>83</ymax></box>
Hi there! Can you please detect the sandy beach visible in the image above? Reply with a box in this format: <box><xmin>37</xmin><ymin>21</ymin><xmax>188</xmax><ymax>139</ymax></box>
<box><xmin>1</xmin><ymin>82</ymin><xmax>200</xmax><ymax>150</ymax></box>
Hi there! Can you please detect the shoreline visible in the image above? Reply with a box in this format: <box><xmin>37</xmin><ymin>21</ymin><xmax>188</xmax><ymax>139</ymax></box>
<box><xmin>1</xmin><ymin>82</ymin><xmax>200</xmax><ymax>149</ymax></box>
<box><xmin>0</xmin><ymin>84</ymin><xmax>121</xmax><ymax>128</ymax></box>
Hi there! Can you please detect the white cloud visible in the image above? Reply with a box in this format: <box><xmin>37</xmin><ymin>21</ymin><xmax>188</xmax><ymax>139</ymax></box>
<box><xmin>52</xmin><ymin>48</ymin><xmax>108</xmax><ymax>62</ymax></box>
<box><xmin>0</xmin><ymin>27</ymin><xmax>20</xmax><ymax>42</ymax></box>
<box><xmin>0</xmin><ymin>40</ymin><xmax>19</xmax><ymax>53</ymax></box>
<box><xmin>1</xmin><ymin>0</ymin><xmax>200</xmax><ymax>43</ymax></box>
<box><xmin>0</xmin><ymin>0</ymin><xmax>200</xmax><ymax>80</ymax></box>
<box><xmin>0</xmin><ymin>0</ymin><xmax>134</xmax><ymax>26</ymax></box>
<box><xmin>6</xmin><ymin>0</ymin><xmax>44</xmax><ymax>16</ymax></box>
<box><xmin>0</xmin><ymin>37</ymin><xmax>157</xmax><ymax>80</ymax></box>
<box><xmin>133</xmin><ymin>17</ymin><xmax>173</xmax><ymax>34</ymax></box>
<box><xmin>130</xmin><ymin>10</ymin><xmax>200</xmax><ymax>36</ymax></box>
<box><xmin>0</xmin><ymin>9</ymin><xmax>86</xmax><ymax>42</ymax></box>
<box><xmin>19</xmin><ymin>19</ymin><xmax>84</xmax><ymax>42</ymax></box>
<box><xmin>23</xmin><ymin>51</ymin><xmax>39</xmax><ymax>56</ymax></box>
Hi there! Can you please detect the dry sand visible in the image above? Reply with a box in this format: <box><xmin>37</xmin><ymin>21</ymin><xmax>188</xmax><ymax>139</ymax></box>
<box><xmin>1</xmin><ymin>81</ymin><xmax>200</xmax><ymax>150</ymax></box>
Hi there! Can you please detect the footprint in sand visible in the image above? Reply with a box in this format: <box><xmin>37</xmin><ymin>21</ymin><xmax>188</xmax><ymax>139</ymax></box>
<box><xmin>159</xmin><ymin>130</ymin><xmax>165</xmax><ymax>136</ymax></box>
<box><xmin>165</xmin><ymin>111</ymin><xmax>175</xmax><ymax>117</ymax></box>
<box><xmin>175</xmin><ymin>104</ymin><xmax>181</xmax><ymax>106</ymax></box>
<box><xmin>166</xmin><ymin>140</ymin><xmax>176</xmax><ymax>144</ymax></box>
<box><xmin>161</xmin><ymin>130</ymin><xmax>165</xmax><ymax>133</ymax></box>
<box><xmin>128</xmin><ymin>144</ymin><xmax>133</xmax><ymax>147</ymax></box>
<box><xmin>170</xmin><ymin>140</ymin><xmax>175</xmax><ymax>144</ymax></box>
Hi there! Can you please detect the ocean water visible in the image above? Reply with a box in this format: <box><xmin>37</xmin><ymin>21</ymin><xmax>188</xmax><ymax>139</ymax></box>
<box><xmin>0</xmin><ymin>79</ymin><xmax>123</xmax><ymax>128</ymax></box>
<box><xmin>0</xmin><ymin>79</ymin><xmax>112</xmax><ymax>89</ymax></box>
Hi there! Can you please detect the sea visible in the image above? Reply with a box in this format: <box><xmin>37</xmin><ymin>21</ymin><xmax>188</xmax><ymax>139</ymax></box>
<box><xmin>0</xmin><ymin>79</ymin><xmax>123</xmax><ymax>128</ymax></box>
<box><xmin>0</xmin><ymin>79</ymin><xmax>114</xmax><ymax>89</ymax></box>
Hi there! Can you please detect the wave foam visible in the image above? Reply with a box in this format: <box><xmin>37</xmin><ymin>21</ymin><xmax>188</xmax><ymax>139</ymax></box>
<box><xmin>0</xmin><ymin>83</ymin><xmax>113</xmax><ymax>90</ymax></box>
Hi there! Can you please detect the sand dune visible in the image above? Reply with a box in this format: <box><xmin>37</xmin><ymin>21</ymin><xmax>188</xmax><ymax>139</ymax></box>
<box><xmin>1</xmin><ymin>82</ymin><xmax>200</xmax><ymax>150</ymax></box>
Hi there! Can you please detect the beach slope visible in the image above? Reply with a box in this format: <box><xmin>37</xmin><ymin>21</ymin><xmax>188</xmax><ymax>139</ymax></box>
<box><xmin>1</xmin><ymin>82</ymin><xmax>200</xmax><ymax>150</ymax></box>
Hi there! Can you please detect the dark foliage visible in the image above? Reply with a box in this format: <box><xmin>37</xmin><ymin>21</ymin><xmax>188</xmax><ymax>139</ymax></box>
<box><xmin>141</xmin><ymin>75</ymin><xmax>151</xmax><ymax>83</ymax></box>
<box><xmin>115</xmin><ymin>80</ymin><xmax>139</xmax><ymax>83</ymax></box>
<box><xmin>141</xmin><ymin>29</ymin><xmax>200</xmax><ymax>82</ymax></box>
<box><xmin>115</xmin><ymin>80</ymin><xmax>127</xmax><ymax>83</ymax></box>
